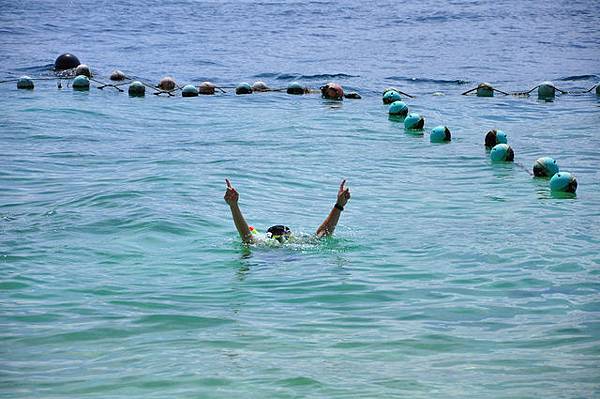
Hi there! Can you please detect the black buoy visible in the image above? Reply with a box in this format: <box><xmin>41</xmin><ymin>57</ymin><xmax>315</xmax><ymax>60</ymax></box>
<box><xmin>344</xmin><ymin>92</ymin><xmax>361</xmax><ymax>99</ymax></box>
<box><xmin>54</xmin><ymin>53</ymin><xmax>80</xmax><ymax>71</ymax></box>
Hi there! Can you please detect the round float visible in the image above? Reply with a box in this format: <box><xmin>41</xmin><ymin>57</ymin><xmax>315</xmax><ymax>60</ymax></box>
<box><xmin>549</xmin><ymin>172</ymin><xmax>577</xmax><ymax>193</ymax></box>
<box><xmin>538</xmin><ymin>81</ymin><xmax>556</xmax><ymax>99</ymax></box>
<box><xmin>16</xmin><ymin>76</ymin><xmax>34</xmax><ymax>89</ymax></box>
<box><xmin>72</xmin><ymin>75</ymin><xmax>90</xmax><ymax>91</ymax></box>
<box><xmin>404</xmin><ymin>113</ymin><xmax>425</xmax><ymax>130</ymax></box>
<box><xmin>110</xmin><ymin>70</ymin><xmax>126</xmax><ymax>81</ymax></box>
<box><xmin>158</xmin><ymin>76</ymin><xmax>176</xmax><ymax>91</ymax></box>
<box><xmin>533</xmin><ymin>157</ymin><xmax>559</xmax><ymax>178</ymax></box>
<box><xmin>287</xmin><ymin>81</ymin><xmax>304</xmax><ymax>95</ymax></box>
<box><xmin>252</xmin><ymin>81</ymin><xmax>269</xmax><ymax>92</ymax></box>
<box><xmin>321</xmin><ymin>83</ymin><xmax>344</xmax><ymax>100</ymax></box>
<box><xmin>198</xmin><ymin>82</ymin><xmax>216</xmax><ymax>95</ymax></box>
<box><xmin>236</xmin><ymin>82</ymin><xmax>252</xmax><ymax>95</ymax></box>
<box><xmin>128</xmin><ymin>81</ymin><xmax>145</xmax><ymax>97</ymax></box>
<box><xmin>182</xmin><ymin>84</ymin><xmax>199</xmax><ymax>97</ymax></box>
<box><xmin>54</xmin><ymin>53</ymin><xmax>80</xmax><ymax>71</ymax></box>
<box><xmin>74</xmin><ymin>64</ymin><xmax>92</xmax><ymax>78</ymax></box>
<box><xmin>430</xmin><ymin>126</ymin><xmax>451</xmax><ymax>142</ymax></box>
<box><xmin>383</xmin><ymin>90</ymin><xmax>401</xmax><ymax>104</ymax></box>
<box><xmin>485</xmin><ymin>129</ymin><xmax>507</xmax><ymax>147</ymax></box>
<box><xmin>476</xmin><ymin>83</ymin><xmax>494</xmax><ymax>97</ymax></box>
<box><xmin>490</xmin><ymin>144</ymin><xmax>514</xmax><ymax>162</ymax></box>
<box><xmin>388</xmin><ymin>101</ymin><xmax>408</xmax><ymax>117</ymax></box>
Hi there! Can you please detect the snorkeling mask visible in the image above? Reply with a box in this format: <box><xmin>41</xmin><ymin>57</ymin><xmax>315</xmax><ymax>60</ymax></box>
<box><xmin>267</xmin><ymin>225</ymin><xmax>292</xmax><ymax>242</ymax></box>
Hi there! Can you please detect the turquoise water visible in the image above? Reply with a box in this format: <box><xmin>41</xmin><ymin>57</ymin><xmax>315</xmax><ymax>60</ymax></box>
<box><xmin>2</xmin><ymin>87</ymin><xmax>600</xmax><ymax>398</ymax></box>
<box><xmin>2</xmin><ymin>0</ymin><xmax>600</xmax><ymax>397</ymax></box>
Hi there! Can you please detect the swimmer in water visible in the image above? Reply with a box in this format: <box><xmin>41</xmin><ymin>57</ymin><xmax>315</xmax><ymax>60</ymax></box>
<box><xmin>224</xmin><ymin>178</ymin><xmax>351</xmax><ymax>243</ymax></box>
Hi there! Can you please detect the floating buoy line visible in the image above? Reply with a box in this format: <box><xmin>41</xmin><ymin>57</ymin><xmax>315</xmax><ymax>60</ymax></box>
<box><xmin>382</xmin><ymin>92</ymin><xmax>581</xmax><ymax>195</ymax></box>
<box><xmin>2</xmin><ymin>53</ymin><xmax>598</xmax><ymax>99</ymax></box>
<box><xmin>2</xmin><ymin>53</ymin><xmax>594</xmax><ymax>196</ymax></box>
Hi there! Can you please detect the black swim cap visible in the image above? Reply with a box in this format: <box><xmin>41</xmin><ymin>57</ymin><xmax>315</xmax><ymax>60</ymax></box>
<box><xmin>267</xmin><ymin>225</ymin><xmax>291</xmax><ymax>242</ymax></box>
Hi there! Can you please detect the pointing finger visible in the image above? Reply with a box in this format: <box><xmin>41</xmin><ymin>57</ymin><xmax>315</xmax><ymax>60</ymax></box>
<box><xmin>225</xmin><ymin>178</ymin><xmax>231</xmax><ymax>188</ymax></box>
<box><xmin>340</xmin><ymin>179</ymin><xmax>346</xmax><ymax>191</ymax></box>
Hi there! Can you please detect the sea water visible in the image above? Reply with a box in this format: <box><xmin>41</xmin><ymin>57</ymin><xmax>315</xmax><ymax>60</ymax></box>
<box><xmin>1</xmin><ymin>0</ymin><xmax>600</xmax><ymax>398</ymax></box>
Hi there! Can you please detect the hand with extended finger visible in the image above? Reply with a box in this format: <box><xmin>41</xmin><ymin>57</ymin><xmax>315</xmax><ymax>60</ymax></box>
<box><xmin>224</xmin><ymin>178</ymin><xmax>239</xmax><ymax>205</ymax></box>
<box><xmin>336</xmin><ymin>179</ymin><xmax>351</xmax><ymax>207</ymax></box>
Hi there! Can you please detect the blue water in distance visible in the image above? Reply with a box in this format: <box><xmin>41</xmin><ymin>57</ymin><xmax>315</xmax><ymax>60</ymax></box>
<box><xmin>1</xmin><ymin>0</ymin><xmax>600</xmax><ymax>398</ymax></box>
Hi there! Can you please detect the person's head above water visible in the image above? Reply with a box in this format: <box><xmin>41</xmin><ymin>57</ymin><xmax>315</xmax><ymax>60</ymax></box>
<box><xmin>267</xmin><ymin>225</ymin><xmax>291</xmax><ymax>242</ymax></box>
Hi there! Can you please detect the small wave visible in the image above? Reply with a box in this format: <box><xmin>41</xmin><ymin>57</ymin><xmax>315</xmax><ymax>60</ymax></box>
<box><xmin>21</xmin><ymin>107</ymin><xmax>109</xmax><ymax>118</ymax></box>
<box><xmin>44</xmin><ymin>151</ymin><xmax>95</xmax><ymax>159</ymax></box>
<box><xmin>253</xmin><ymin>72</ymin><xmax>359</xmax><ymax>81</ymax></box>
<box><xmin>278</xmin><ymin>376</ymin><xmax>324</xmax><ymax>387</ymax></box>
<box><xmin>385</xmin><ymin>76</ymin><xmax>471</xmax><ymax>85</ymax></box>
<box><xmin>300</xmin><ymin>73</ymin><xmax>359</xmax><ymax>79</ymax></box>
<box><xmin>27</xmin><ymin>327</ymin><xmax>136</xmax><ymax>344</ymax></box>
<box><xmin>134</xmin><ymin>314</ymin><xmax>233</xmax><ymax>329</ymax></box>
<box><xmin>16</xmin><ymin>64</ymin><xmax>54</xmax><ymax>74</ymax></box>
<box><xmin>0</xmin><ymin>280</ymin><xmax>29</xmax><ymax>290</ymax></box>
<box><xmin>194</xmin><ymin>60</ymin><xmax>223</xmax><ymax>66</ymax></box>
<box><xmin>413</xmin><ymin>15</ymin><xmax>449</xmax><ymax>23</ymax></box>
<box><xmin>252</xmin><ymin>72</ymin><xmax>280</xmax><ymax>78</ymax></box>
<box><xmin>556</xmin><ymin>74</ymin><xmax>598</xmax><ymax>81</ymax></box>
<box><xmin>12</xmin><ymin>64</ymin><xmax>55</xmax><ymax>76</ymax></box>
<box><xmin>61</xmin><ymin>190</ymin><xmax>144</xmax><ymax>208</ymax></box>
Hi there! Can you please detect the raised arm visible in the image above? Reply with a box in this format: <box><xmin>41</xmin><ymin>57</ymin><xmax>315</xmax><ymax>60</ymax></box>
<box><xmin>224</xmin><ymin>179</ymin><xmax>254</xmax><ymax>243</ymax></box>
<box><xmin>316</xmin><ymin>180</ymin><xmax>351</xmax><ymax>238</ymax></box>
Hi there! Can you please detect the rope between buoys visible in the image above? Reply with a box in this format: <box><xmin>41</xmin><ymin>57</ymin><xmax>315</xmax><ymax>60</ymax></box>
<box><xmin>90</xmin><ymin>77</ymin><xmax>124</xmax><ymax>92</ymax></box>
<box><xmin>0</xmin><ymin>77</ymin><xmax>67</xmax><ymax>84</ymax></box>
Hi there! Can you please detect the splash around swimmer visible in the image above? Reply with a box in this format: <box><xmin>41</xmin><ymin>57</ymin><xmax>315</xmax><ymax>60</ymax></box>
<box><xmin>224</xmin><ymin>179</ymin><xmax>351</xmax><ymax>244</ymax></box>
